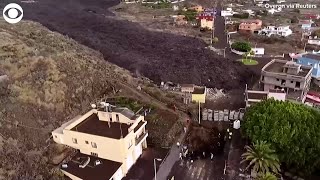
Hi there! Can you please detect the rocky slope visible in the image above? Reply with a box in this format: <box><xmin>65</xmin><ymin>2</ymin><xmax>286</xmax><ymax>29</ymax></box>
<box><xmin>0</xmin><ymin>19</ymin><xmax>143</xmax><ymax>180</ymax></box>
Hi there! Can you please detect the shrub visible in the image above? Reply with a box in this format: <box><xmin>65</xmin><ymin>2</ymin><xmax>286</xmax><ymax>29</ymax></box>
<box><xmin>231</xmin><ymin>41</ymin><xmax>252</xmax><ymax>52</ymax></box>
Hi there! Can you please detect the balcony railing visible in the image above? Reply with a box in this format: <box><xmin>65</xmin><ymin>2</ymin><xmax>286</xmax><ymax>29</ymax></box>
<box><xmin>135</xmin><ymin>130</ymin><xmax>148</xmax><ymax>145</ymax></box>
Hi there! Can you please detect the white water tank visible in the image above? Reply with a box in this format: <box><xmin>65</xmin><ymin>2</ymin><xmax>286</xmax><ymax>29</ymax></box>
<box><xmin>233</xmin><ymin>120</ymin><xmax>240</xmax><ymax>129</ymax></box>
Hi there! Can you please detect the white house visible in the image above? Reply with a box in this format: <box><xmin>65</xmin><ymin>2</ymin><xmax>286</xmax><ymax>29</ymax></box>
<box><xmin>221</xmin><ymin>8</ymin><xmax>235</xmax><ymax>17</ymax></box>
<box><xmin>267</xmin><ymin>8</ymin><xmax>282</xmax><ymax>14</ymax></box>
<box><xmin>258</xmin><ymin>26</ymin><xmax>292</xmax><ymax>37</ymax></box>
<box><xmin>308</xmin><ymin>38</ymin><xmax>320</xmax><ymax>46</ymax></box>
<box><xmin>252</xmin><ymin>48</ymin><xmax>265</xmax><ymax>55</ymax></box>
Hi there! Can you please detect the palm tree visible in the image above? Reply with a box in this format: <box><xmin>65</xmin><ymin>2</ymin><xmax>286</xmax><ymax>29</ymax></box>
<box><xmin>256</xmin><ymin>172</ymin><xmax>278</xmax><ymax>180</ymax></box>
<box><xmin>241</xmin><ymin>141</ymin><xmax>280</xmax><ymax>175</ymax></box>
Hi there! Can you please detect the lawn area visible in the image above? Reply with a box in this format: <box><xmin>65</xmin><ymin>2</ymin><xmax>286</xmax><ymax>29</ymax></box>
<box><xmin>241</xmin><ymin>59</ymin><xmax>258</xmax><ymax>65</ymax></box>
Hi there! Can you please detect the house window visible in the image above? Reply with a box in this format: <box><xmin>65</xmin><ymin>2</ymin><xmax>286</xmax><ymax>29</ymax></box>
<box><xmin>116</xmin><ymin>114</ymin><xmax>120</xmax><ymax>122</ymax></box>
<box><xmin>291</xmin><ymin>81</ymin><xmax>293</xmax><ymax>83</ymax></box>
<box><xmin>110</xmin><ymin>117</ymin><xmax>112</xmax><ymax>122</ymax></box>
<box><xmin>128</xmin><ymin>140</ymin><xmax>133</xmax><ymax>149</ymax></box>
<box><xmin>91</xmin><ymin>152</ymin><xmax>98</xmax><ymax>157</ymax></box>
<box><xmin>72</xmin><ymin>138</ymin><xmax>77</xmax><ymax>144</ymax></box>
<box><xmin>296</xmin><ymin>82</ymin><xmax>301</xmax><ymax>88</ymax></box>
<box><xmin>85</xmin><ymin>141</ymin><xmax>89</xmax><ymax>144</ymax></box>
<box><xmin>91</xmin><ymin>142</ymin><xmax>97</xmax><ymax>148</ymax></box>
<box><xmin>276</xmin><ymin>78</ymin><xmax>279</xmax><ymax>81</ymax></box>
<box><xmin>261</xmin><ymin>76</ymin><xmax>264</xmax><ymax>81</ymax></box>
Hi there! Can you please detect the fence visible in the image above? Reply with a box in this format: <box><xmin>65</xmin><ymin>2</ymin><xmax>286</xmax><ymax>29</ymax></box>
<box><xmin>202</xmin><ymin>109</ymin><xmax>245</xmax><ymax>121</ymax></box>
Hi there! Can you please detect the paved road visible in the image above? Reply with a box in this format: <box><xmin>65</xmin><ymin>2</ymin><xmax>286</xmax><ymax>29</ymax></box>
<box><xmin>154</xmin><ymin>133</ymin><xmax>185</xmax><ymax>180</ymax></box>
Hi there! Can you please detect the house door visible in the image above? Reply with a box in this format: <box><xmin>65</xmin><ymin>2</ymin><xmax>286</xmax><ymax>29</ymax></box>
<box><xmin>134</xmin><ymin>144</ymin><xmax>143</xmax><ymax>160</ymax></box>
<box><xmin>126</xmin><ymin>155</ymin><xmax>134</xmax><ymax>171</ymax></box>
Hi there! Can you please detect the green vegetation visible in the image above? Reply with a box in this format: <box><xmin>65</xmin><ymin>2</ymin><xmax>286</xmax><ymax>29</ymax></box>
<box><xmin>241</xmin><ymin>141</ymin><xmax>280</xmax><ymax>175</ymax></box>
<box><xmin>231</xmin><ymin>41</ymin><xmax>252</xmax><ymax>52</ymax></box>
<box><xmin>241</xmin><ymin>59</ymin><xmax>258</xmax><ymax>65</ymax></box>
<box><xmin>243</xmin><ymin>99</ymin><xmax>320</xmax><ymax>175</ymax></box>
<box><xmin>178</xmin><ymin>9</ymin><xmax>198</xmax><ymax>21</ymax></box>
<box><xmin>212</xmin><ymin>37</ymin><xmax>219</xmax><ymax>44</ymax></box>
<box><xmin>257</xmin><ymin>172</ymin><xmax>278</xmax><ymax>180</ymax></box>
<box><xmin>114</xmin><ymin>97</ymin><xmax>144</xmax><ymax>112</ymax></box>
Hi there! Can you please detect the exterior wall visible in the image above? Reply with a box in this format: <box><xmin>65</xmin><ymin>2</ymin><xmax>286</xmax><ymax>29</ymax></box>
<box><xmin>181</xmin><ymin>87</ymin><xmax>194</xmax><ymax>93</ymax></box>
<box><xmin>62</xmin><ymin>129</ymin><xmax>125</xmax><ymax>162</ymax></box>
<box><xmin>297</xmin><ymin>57</ymin><xmax>320</xmax><ymax>78</ymax></box>
<box><xmin>200</xmin><ymin>19</ymin><xmax>213</xmax><ymax>29</ymax></box>
<box><xmin>252</xmin><ymin>48</ymin><xmax>265</xmax><ymax>55</ymax></box>
<box><xmin>111</xmin><ymin>167</ymin><xmax>124</xmax><ymax>180</ymax></box>
<box><xmin>308</xmin><ymin>39</ymin><xmax>320</xmax><ymax>46</ymax></box>
<box><xmin>267</xmin><ymin>92</ymin><xmax>286</xmax><ymax>100</ymax></box>
<box><xmin>262</xmin><ymin>75</ymin><xmax>306</xmax><ymax>90</ymax></box>
<box><xmin>192</xmin><ymin>94</ymin><xmax>206</xmax><ymax>103</ymax></box>
<box><xmin>239</xmin><ymin>20</ymin><xmax>262</xmax><ymax>31</ymax></box>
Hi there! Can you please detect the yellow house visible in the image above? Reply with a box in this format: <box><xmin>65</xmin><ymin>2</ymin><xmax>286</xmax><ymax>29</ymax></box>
<box><xmin>52</xmin><ymin>103</ymin><xmax>148</xmax><ymax>180</ymax></box>
<box><xmin>192</xmin><ymin>86</ymin><xmax>206</xmax><ymax>103</ymax></box>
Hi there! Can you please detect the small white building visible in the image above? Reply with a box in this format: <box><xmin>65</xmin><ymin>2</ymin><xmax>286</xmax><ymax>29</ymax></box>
<box><xmin>252</xmin><ymin>48</ymin><xmax>265</xmax><ymax>55</ymax></box>
<box><xmin>308</xmin><ymin>36</ymin><xmax>320</xmax><ymax>46</ymax></box>
<box><xmin>258</xmin><ymin>25</ymin><xmax>292</xmax><ymax>37</ymax></box>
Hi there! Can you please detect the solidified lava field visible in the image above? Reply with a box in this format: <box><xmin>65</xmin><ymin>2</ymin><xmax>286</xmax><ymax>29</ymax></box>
<box><xmin>4</xmin><ymin>0</ymin><xmax>253</xmax><ymax>90</ymax></box>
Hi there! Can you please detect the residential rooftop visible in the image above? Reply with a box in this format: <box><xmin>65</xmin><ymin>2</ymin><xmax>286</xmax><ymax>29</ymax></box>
<box><xmin>263</xmin><ymin>60</ymin><xmax>311</xmax><ymax>77</ymax></box>
<box><xmin>193</xmin><ymin>87</ymin><xmax>206</xmax><ymax>94</ymax></box>
<box><xmin>302</xmin><ymin>53</ymin><xmax>320</xmax><ymax>61</ymax></box>
<box><xmin>61</xmin><ymin>152</ymin><xmax>122</xmax><ymax>180</ymax></box>
<box><xmin>71</xmin><ymin>113</ymin><xmax>130</xmax><ymax>139</ymax></box>
<box><xmin>180</xmin><ymin>84</ymin><xmax>194</xmax><ymax>88</ymax></box>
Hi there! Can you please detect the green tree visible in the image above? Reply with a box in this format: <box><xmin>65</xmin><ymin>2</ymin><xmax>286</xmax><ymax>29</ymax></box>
<box><xmin>256</xmin><ymin>172</ymin><xmax>277</xmax><ymax>180</ymax></box>
<box><xmin>212</xmin><ymin>37</ymin><xmax>219</xmax><ymax>44</ymax></box>
<box><xmin>241</xmin><ymin>141</ymin><xmax>280</xmax><ymax>174</ymax></box>
<box><xmin>243</xmin><ymin>99</ymin><xmax>320</xmax><ymax>175</ymax></box>
<box><xmin>231</xmin><ymin>41</ymin><xmax>252</xmax><ymax>52</ymax></box>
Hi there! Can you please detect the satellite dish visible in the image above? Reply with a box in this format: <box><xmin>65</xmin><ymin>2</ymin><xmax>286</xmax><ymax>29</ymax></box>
<box><xmin>91</xmin><ymin>104</ymin><xmax>97</xmax><ymax>109</ymax></box>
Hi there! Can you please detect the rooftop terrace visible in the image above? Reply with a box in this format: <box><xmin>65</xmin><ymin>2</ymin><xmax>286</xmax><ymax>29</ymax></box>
<box><xmin>61</xmin><ymin>152</ymin><xmax>122</xmax><ymax>180</ymax></box>
<box><xmin>263</xmin><ymin>60</ymin><xmax>311</xmax><ymax>77</ymax></box>
<box><xmin>71</xmin><ymin>113</ymin><xmax>130</xmax><ymax>139</ymax></box>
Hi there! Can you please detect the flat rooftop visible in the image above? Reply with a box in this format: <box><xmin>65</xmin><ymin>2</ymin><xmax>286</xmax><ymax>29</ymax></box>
<box><xmin>193</xmin><ymin>87</ymin><xmax>206</xmax><ymax>94</ymax></box>
<box><xmin>302</xmin><ymin>54</ymin><xmax>320</xmax><ymax>61</ymax></box>
<box><xmin>180</xmin><ymin>84</ymin><xmax>194</xmax><ymax>88</ymax></box>
<box><xmin>61</xmin><ymin>152</ymin><xmax>122</xmax><ymax>180</ymax></box>
<box><xmin>71</xmin><ymin>113</ymin><xmax>130</xmax><ymax>139</ymax></box>
<box><xmin>263</xmin><ymin>60</ymin><xmax>311</xmax><ymax>77</ymax></box>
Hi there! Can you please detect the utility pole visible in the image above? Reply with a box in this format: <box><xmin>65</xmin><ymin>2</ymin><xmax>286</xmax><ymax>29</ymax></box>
<box><xmin>198</xmin><ymin>101</ymin><xmax>201</xmax><ymax>124</ymax></box>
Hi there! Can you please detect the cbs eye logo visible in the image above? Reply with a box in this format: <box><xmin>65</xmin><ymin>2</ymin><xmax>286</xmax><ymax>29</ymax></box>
<box><xmin>3</xmin><ymin>3</ymin><xmax>23</xmax><ymax>24</ymax></box>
